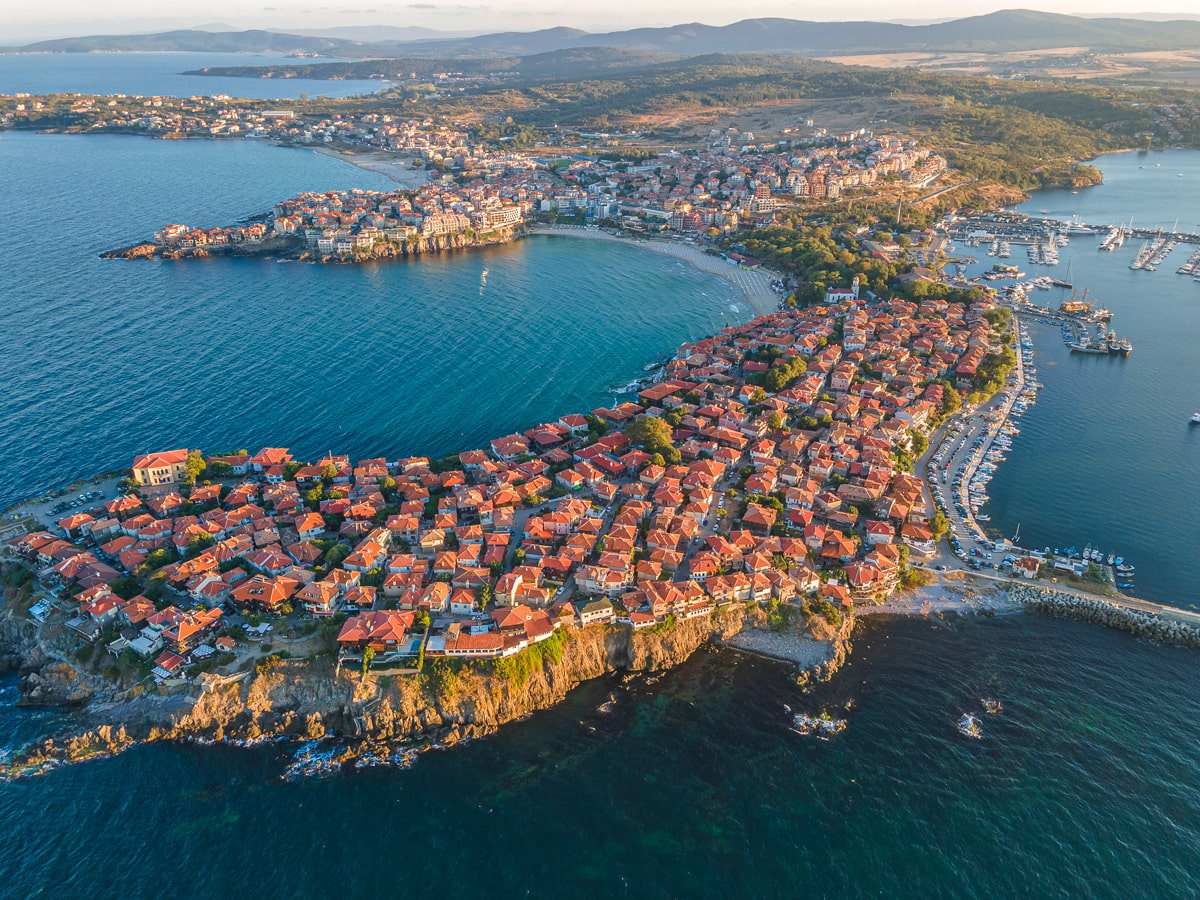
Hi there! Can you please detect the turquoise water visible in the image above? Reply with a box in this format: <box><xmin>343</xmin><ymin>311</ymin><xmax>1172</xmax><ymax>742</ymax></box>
<box><xmin>4</xmin><ymin>614</ymin><xmax>1200</xmax><ymax>898</ymax></box>
<box><xmin>0</xmin><ymin>51</ymin><xmax>380</xmax><ymax>98</ymax></box>
<box><xmin>0</xmin><ymin>130</ymin><xmax>743</xmax><ymax>508</ymax></box>
<box><xmin>976</xmin><ymin>150</ymin><xmax>1200</xmax><ymax>608</ymax></box>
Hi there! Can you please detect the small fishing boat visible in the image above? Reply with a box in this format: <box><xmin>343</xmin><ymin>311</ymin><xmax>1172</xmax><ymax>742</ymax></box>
<box><xmin>957</xmin><ymin>714</ymin><xmax>982</xmax><ymax>739</ymax></box>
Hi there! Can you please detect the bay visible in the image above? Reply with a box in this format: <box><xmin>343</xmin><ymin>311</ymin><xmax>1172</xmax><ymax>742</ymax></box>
<box><xmin>0</xmin><ymin>130</ymin><xmax>743</xmax><ymax>509</ymax></box>
<box><xmin>0</xmin><ymin>51</ymin><xmax>381</xmax><ymax>99</ymax></box>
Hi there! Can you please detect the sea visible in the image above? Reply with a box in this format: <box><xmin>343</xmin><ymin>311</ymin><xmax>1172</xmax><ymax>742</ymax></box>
<box><xmin>0</xmin><ymin>52</ymin><xmax>382</xmax><ymax>99</ymax></box>
<box><xmin>972</xmin><ymin>150</ymin><xmax>1200</xmax><ymax>609</ymax></box>
<box><xmin>2</xmin><ymin>56</ymin><xmax>1200</xmax><ymax>898</ymax></box>
<box><xmin>0</xmin><ymin>130</ymin><xmax>745</xmax><ymax>511</ymax></box>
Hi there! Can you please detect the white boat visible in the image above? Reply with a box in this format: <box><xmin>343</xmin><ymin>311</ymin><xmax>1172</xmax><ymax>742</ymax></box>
<box><xmin>1191</xmin><ymin>412</ymin><xmax>1200</xmax><ymax>424</ymax></box>
<box><xmin>957</xmin><ymin>714</ymin><xmax>982</xmax><ymax>739</ymax></box>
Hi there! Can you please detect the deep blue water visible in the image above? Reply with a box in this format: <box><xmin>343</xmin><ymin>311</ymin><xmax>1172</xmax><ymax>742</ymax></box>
<box><xmin>0</xmin><ymin>130</ymin><xmax>743</xmax><ymax>508</ymax></box>
<box><xmin>4</xmin><ymin>615</ymin><xmax>1200</xmax><ymax>899</ymax></box>
<box><xmin>0</xmin><ymin>51</ymin><xmax>380</xmax><ymax>99</ymax></box>
<box><xmin>3</xmin><ymin>63</ymin><xmax>1200</xmax><ymax>896</ymax></box>
<box><xmin>974</xmin><ymin>150</ymin><xmax>1200</xmax><ymax>608</ymax></box>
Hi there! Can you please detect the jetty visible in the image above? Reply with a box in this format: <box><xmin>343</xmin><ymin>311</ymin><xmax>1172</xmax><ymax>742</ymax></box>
<box><xmin>1001</xmin><ymin>583</ymin><xmax>1200</xmax><ymax>647</ymax></box>
<box><xmin>1098</xmin><ymin>225</ymin><xmax>1126</xmax><ymax>251</ymax></box>
<box><xmin>951</xmin><ymin>212</ymin><xmax>1200</xmax><ymax>281</ymax></box>
<box><xmin>1177</xmin><ymin>246</ymin><xmax>1200</xmax><ymax>276</ymax></box>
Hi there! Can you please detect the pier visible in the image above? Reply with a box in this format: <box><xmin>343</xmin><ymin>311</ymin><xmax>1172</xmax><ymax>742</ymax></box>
<box><xmin>1177</xmin><ymin>246</ymin><xmax>1200</xmax><ymax>276</ymax></box>
<box><xmin>924</xmin><ymin>308</ymin><xmax>1140</xmax><ymax>599</ymax></box>
<box><xmin>951</xmin><ymin>213</ymin><xmax>1200</xmax><ymax>283</ymax></box>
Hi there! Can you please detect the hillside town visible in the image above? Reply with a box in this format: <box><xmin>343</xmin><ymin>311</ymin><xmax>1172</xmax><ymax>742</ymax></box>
<box><xmin>7</xmin><ymin>281</ymin><xmax>1010</xmax><ymax>684</ymax></box>
<box><xmin>124</xmin><ymin>113</ymin><xmax>945</xmax><ymax>253</ymax></box>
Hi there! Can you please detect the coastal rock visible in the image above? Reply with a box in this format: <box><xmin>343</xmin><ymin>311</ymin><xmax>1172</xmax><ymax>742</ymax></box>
<box><xmin>3</xmin><ymin>605</ymin><xmax>783</xmax><ymax>772</ymax></box>
<box><xmin>1010</xmin><ymin>585</ymin><xmax>1200</xmax><ymax>648</ymax></box>
<box><xmin>100</xmin><ymin>226</ymin><xmax>520</xmax><ymax>263</ymax></box>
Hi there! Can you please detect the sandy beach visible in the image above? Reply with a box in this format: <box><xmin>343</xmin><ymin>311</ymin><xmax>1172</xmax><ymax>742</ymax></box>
<box><xmin>528</xmin><ymin>224</ymin><xmax>782</xmax><ymax>317</ymax></box>
<box><xmin>311</xmin><ymin>146</ymin><xmax>432</xmax><ymax>190</ymax></box>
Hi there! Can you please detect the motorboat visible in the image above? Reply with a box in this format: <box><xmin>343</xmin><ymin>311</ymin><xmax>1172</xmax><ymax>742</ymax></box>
<box><xmin>957</xmin><ymin>714</ymin><xmax>982</xmax><ymax>739</ymax></box>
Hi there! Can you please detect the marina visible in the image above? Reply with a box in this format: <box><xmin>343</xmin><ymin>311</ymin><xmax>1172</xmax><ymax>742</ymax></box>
<box><xmin>952</xmin><ymin>211</ymin><xmax>1200</xmax><ymax>284</ymax></box>
<box><xmin>924</xmin><ymin>310</ymin><xmax>1139</xmax><ymax>596</ymax></box>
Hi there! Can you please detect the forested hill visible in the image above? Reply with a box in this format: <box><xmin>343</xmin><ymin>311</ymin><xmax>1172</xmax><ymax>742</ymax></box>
<box><xmin>372</xmin><ymin>56</ymin><xmax>1186</xmax><ymax>189</ymax></box>
<box><xmin>380</xmin><ymin>11</ymin><xmax>1200</xmax><ymax>57</ymax></box>
<box><xmin>10</xmin><ymin>10</ymin><xmax>1200</xmax><ymax>57</ymax></box>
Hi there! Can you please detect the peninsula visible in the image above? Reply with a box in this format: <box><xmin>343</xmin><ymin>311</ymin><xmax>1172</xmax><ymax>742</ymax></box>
<box><xmin>6</xmin><ymin>42</ymin><xmax>1200</xmax><ymax>777</ymax></box>
<box><xmin>6</xmin><ymin>260</ymin><xmax>1199</xmax><ymax>777</ymax></box>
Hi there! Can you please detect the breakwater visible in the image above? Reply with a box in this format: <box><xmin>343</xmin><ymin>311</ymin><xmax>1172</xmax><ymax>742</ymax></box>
<box><xmin>1010</xmin><ymin>584</ymin><xmax>1200</xmax><ymax>647</ymax></box>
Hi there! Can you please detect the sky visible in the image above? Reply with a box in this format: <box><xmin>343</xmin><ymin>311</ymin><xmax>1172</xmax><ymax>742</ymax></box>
<box><xmin>7</xmin><ymin>1</ymin><xmax>1200</xmax><ymax>42</ymax></box>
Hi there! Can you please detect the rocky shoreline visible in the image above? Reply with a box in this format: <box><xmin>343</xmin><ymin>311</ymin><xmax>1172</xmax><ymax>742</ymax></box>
<box><xmin>7</xmin><ymin>581</ymin><xmax>1200</xmax><ymax>778</ymax></box>
<box><xmin>3</xmin><ymin>601</ymin><xmax>853</xmax><ymax>778</ymax></box>
<box><xmin>1008</xmin><ymin>584</ymin><xmax>1200</xmax><ymax>648</ymax></box>
<box><xmin>100</xmin><ymin>225</ymin><xmax>522</xmax><ymax>264</ymax></box>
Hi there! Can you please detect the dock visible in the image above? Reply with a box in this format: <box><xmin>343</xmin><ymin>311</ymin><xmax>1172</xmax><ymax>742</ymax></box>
<box><xmin>1177</xmin><ymin>246</ymin><xmax>1200</xmax><ymax>276</ymax></box>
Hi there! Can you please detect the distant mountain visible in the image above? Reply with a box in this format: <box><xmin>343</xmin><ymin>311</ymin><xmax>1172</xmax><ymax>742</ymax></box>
<box><xmin>289</xmin><ymin>25</ymin><xmax>482</xmax><ymax>42</ymax></box>
<box><xmin>2</xmin><ymin>29</ymin><xmax>366</xmax><ymax>55</ymax></box>
<box><xmin>9</xmin><ymin>11</ymin><xmax>1200</xmax><ymax>58</ymax></box>
<box><xmin>381</xmin><ymin>10</ymin><xmax>1200</xmax><ymax>56</ymax></box>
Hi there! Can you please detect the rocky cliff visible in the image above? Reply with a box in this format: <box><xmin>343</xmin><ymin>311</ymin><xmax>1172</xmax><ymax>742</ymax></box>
<box><xmin>4</xmin><ymin>604</ymin><xmax>771</xmax><ymax>775</ymax></box>
<box><xmin>100</xmin><ymin>226</ymin><xmax>521</xmax><ymax>263</ymax></box>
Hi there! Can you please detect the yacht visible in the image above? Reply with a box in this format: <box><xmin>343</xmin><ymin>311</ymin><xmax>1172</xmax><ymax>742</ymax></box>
<box><xmin>1191</xmin><ymin>412</ymin><xmax>1200</xmax><ymax>424</ymax></box>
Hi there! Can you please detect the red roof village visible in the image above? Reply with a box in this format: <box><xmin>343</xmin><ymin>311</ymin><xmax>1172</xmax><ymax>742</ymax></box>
<box><xmin>8</xmin><ymin>288</ymin><xmax>1001</xmax><ymax>680</ymax></box>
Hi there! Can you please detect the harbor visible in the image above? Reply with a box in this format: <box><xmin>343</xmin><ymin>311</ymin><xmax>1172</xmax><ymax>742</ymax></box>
<box><xmin>949</xmin><ymin>211</ymin><xmax>1200</xmax><ymax>285</ymax></box>
<box><xmin>923</xmin><ymin>309</ymin><xmax>1141</xmax><ymax>598</ymax></box>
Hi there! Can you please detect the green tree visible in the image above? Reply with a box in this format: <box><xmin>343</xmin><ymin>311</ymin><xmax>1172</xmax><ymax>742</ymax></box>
<box><xmin>361</xmin><ymin>646</ymin><xmax>375</xmax><ymax>677</ymax></box>
<box><xmin>626</xmin><ymin>415</ymin><xmax>673</xmax><ymax>452</ymax></box>
<box><xmin>930</xmin><ymin>510</ymin><xmax>949</xmax><ymax>539</ymax></box>
<box><xmin>182</xmin><ymin>450</ymin><xmax>206</xmax><ymax>486</ymax></box>
<box><xmin>185</xmin><ymin>534</ymin><xmax>214</xmax><ymax>559</ymax></box>
<box><xmin>477</xmin><ymin>583</ymin><xmax>494</xmax><ymax>609</ymax></box>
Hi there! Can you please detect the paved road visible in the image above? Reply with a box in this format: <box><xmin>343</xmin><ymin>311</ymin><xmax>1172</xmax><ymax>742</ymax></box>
<box><xmin>913</xmin><ymin>176</ymin><xmax>977</xmax><ymax>203</ymax></box>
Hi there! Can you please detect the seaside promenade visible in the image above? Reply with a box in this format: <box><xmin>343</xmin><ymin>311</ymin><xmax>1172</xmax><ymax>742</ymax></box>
<box><xmin>528</xmin><ymin>224</ymin><xmax>782</xmax><ymax>317</ymax></box>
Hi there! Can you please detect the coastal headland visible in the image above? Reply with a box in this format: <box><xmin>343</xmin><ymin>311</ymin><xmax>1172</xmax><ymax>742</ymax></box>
<box><xmin>101</xmin><ymin>224</ymin><xmax>522</xmax><ymax>265</ymax></box>
<box><xmin>6</xmin><ymin>79</ymin><xmax>1200</xmax><ymax>780</ymax></box>
<box><xmin>101</xmin><ymin>222</ymin><xmax>783</xmax><ymax>316</ymax></box>
<box><xmin>6</xmin><ymin>265</ymin><xmax>1200</xmax><ymax>778</ymax></box>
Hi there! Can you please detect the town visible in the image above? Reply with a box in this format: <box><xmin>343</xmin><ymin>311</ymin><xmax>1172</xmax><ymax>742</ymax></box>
<box><xmin>130</xmin><ymin>122</ymin><xmax>946</xmax><ymax>257</ymax></box>
<box><xmin>5</xmin><ymin>278</ymin><xmax>1015</xmax><ymax>686</ymax></box>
